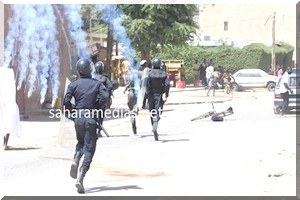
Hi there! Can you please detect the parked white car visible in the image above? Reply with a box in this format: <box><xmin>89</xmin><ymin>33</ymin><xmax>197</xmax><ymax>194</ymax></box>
<box><xmin>231</xmin><ymin>68</ymin><xmax>277</xmax><ymax>91</ymax></box>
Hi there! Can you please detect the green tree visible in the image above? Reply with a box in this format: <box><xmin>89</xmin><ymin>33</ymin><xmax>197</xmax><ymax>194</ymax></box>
<box><xmin>81</xmin><ymin>4</ymin><xmax>107</xmax><ymax>33</ymax></box>
<box><xmin>118</xmin><ymin>4</ymin><xmax>199</xmax><ymax>60</ymax></box>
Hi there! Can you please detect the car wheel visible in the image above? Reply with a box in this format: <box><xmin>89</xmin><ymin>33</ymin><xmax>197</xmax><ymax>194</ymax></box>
<box><xmin>267</xmin><ymin>82</ymin><xmax>275</xmax><ymax>91</ymax></box>
<box><xmin>231</xmin><ymin>83</ymin><xmax>239</xmax><ymax>91</ymax></box>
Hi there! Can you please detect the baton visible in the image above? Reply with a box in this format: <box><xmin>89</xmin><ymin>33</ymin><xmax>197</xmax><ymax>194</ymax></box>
<box><xmin>98</xmin><ymin>123</ymin><xmax>109</xmax><ymax>137</ymax></box>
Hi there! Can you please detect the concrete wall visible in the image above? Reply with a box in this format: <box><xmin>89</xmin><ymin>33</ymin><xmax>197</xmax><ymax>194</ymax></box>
<box><xmin>199</xmin><ymin>4</ymin><xmax>296</xmax><ymax>61</ymax></box>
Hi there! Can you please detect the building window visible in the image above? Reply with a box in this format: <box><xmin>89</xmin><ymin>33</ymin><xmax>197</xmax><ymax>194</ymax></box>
<box><xmin>224</xmin><ymin>21</ymin><xmax>228</xmax><ymax>31</ymax></box>
<box><xmin>204</xmin><ymin>36</ymin><xmax>210</xmax><ymax>41</ymax></box>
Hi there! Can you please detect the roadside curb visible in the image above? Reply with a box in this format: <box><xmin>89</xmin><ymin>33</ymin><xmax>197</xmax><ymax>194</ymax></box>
<box><xmin>165</xmin><ymin>99</ymin><xmax>231</xmax><ymax>105</ymax></box>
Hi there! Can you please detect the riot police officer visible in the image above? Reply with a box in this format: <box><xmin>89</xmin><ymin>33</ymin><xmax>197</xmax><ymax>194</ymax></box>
<box><xmin>63</xmin><ymin>58</ymin><xmax>109</xmax><ymax>194</ymax></box>
<box><xmin>94</xmin><ymin>61</ymin><xmax>113</xmax><ymax>137</ymax></box>
<box><xmin>146</xmin><ymin>57</ymin><xmax>170</xmax><ymax>141</ymax></box>
<box><xmin>94</xmin><ymin>61</ymin><xmax>113</xmax><ymax>97</ymax></box>
<box><xmin>123</xmin><ymin>70</ymin><xmax>138</xmax><ymax>134</ymax></box>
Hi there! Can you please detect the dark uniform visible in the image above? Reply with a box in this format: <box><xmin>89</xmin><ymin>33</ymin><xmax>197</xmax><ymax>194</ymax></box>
<box><xmin>94</xmin><ymin>61</ymin><xmax>113</xmax><ymax>98</ymax></box>
<box><xmin>124</xmin><ymin>78</ymin><xmax>137</xmax><ymax>110</ymax></box>
<box><xmin>146</xmin><ymin>57</ymin><xmax>170</xmax><ymax>141</ymax></box>
<box><xmin>63</xmin><ymin>58</ymin><xmax>109</xmax><ymax>194</ymax></box>
<box><xmin>124</xmin><ymin>77</ymin><xmax>138</xmax><ymax>134</ymax></box>
<box><xmin>94</xmin><ymin>61</ymin><xmax>113</xmax><ymax>137</ymax></box>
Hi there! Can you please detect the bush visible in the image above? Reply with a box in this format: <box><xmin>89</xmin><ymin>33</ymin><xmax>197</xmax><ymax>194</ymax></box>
<box><xmin>154</xmin><ymin>42</ymin><xmax>294</xmax><ymax>84</ymax></box>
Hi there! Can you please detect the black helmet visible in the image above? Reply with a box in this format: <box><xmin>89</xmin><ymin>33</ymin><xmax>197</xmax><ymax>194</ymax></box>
<box><xmin>152</xmin><ymin>57</ymin><xmax>161</xmax><ymax>69</ymax></box>
<box><xmin>76</xmin><ymin>58</ymin><xmax>92</xmax><ymax>76</ymax></box>
<box><xmin>94</xmin><ymin>61</ymin><xmax>104</xmax><ymax>74</ymax></box>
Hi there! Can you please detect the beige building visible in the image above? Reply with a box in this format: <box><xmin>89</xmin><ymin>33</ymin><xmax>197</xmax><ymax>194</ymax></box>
<box><xmin>197</xmin><ymin>4</ymin><xmax>297</xmax><ymax>63</ymax></box>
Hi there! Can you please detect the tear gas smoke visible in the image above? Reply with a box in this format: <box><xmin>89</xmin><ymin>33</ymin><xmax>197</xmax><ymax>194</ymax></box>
<box><xmin>63</xmin><ymin>4</ymin><xmax>90</xmax><ymax>59</ymax></box>
<box><xmin>4</xmin><ymin>4</ymin><xmax>91</xmax><ymax>107</ymax></box>
<box><xmin>95</xmin><ymin>4</ymin><xmax>141</xmax><ymax>103</ymax></box>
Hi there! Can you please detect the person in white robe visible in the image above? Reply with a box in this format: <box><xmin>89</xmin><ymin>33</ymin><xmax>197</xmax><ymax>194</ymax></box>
<box><xmin>0</xmin><ymin>67</ymin><xmax>22</xmax><ymax>150</ymax></box>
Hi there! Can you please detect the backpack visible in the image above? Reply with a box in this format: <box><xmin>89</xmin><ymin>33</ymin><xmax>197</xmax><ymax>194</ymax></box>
<box><xmin>148</xmin><ymin>69</ymin><xmax>167</xmax><ymax>93</ymax></box>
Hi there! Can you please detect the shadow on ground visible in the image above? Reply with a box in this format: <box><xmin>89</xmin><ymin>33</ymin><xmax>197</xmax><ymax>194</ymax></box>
<box><xmin>139</xmin><ymin>134</ymin><xmax>169</xmax><ymax>138</ymax></box>
<box><xmin>20</xmin><ymin>114</ymin><xmax>60</xmax><ymax>122</ymax></box>
<box><xmin>20</xmin><ymin>108</ymin><xmax>131</xmax><ymax>122</ymax></box>
<box><xmin>4</xmin><ymin>146</ymin><xmax>41</xmax><ymax>151</ymax></box>
<box><xmin>160</xmin><ymin>139</ymin><xmax>190</xmax><ymax>143</ymax></box>
<box><xmin>85</xmin><ymin>185</ymin><xmax>143</xmax><ymax>194</ymax></box>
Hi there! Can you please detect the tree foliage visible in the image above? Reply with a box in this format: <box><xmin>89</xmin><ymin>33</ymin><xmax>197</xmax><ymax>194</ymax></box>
<box><xmin>80</xmin><ymin>4</ymin><xmax>108</xmax><ymax>33</ymax></box>
<box><xmin>118</xmin><ymin>4</ymin><xmax>199</xmax><ymax>60</ymax></box>
<box><xmin>156</xmin><ymin>42</ymin><xmax>294</xmax><ymax>84</ymax></box>
<box><xmin>80</xmin><ymin>4</ymin><xmax>198</xmax><ymax>60</ymax></box>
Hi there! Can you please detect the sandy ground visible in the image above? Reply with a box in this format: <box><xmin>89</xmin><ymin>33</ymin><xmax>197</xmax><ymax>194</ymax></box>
<box><xmin>0</xmin><ymin>87</ymin><xmax>296</xmax><ymax>196</ymax></box>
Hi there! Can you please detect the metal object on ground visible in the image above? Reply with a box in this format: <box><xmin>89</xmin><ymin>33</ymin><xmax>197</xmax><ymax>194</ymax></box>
<box><xmin>191</xmin><ymin>103</ymin><xmax>234</xmax><ymax>121</ymax></box>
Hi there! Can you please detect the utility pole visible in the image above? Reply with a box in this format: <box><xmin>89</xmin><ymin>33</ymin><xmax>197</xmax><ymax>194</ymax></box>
<box><xmin>272</xmin><ymin>12</ymin><xmax>276</xmax><ymax>75</ymax></box>
<box><xmin>106</xmin><ymin>24</ymin><xmax>113</xmax><ymax>80</ymax></box>
<box><xmin>115</xmin><ymin>40</ymin><xmax>118</xmax><ymax>56</ymax></box>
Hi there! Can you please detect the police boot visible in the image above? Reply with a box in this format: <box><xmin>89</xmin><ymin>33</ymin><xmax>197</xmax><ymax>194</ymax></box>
<box><xmin>153</xmin><ymin>131</ymin><xmax>159</xmax><ymax>141</ymax></box>
<box><xmin>131</xmin><ymin>116</ymin><xmax>137</xmax><ymax>135</ymax></box>
<box><xmin>151</xmin><ymin>117</ymin><xmax>159</xmax><ymax>141</ymax></box>
<box><xmin>75</xmin><ymin>167</ymin><xmax>86</xmax><ymax>194</ymax></box>
<box><xmin>152</xmin><ymin>116</ymin><xmax>158</xmax><ymax>132</ymax></box>
<box><xmin>70</xmin><ymin>152</ymin><xmax>82</xmax><ymax>179</ymax></box>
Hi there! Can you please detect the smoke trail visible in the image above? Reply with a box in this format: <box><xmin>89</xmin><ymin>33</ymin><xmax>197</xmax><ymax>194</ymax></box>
<box><xmin>49</xmin><ymin>38</ymin><xmax>60</xmax><ymax>108</ymax></box>
<box><xmin>15</xmin><ymin>5</ymin><xmax>36</xmax><ymax>90</ymax></box>
<box><xmin>95</xmin><ymin>5</ymin><xmax>136</xmax><ymax>64</ymax></box>
<box><xmin>53</xmin><ymin>5</ymin><xmax>72</xmax><ymax>70</ymax></box>
<box><xmin>35</xmin><ymin>4</ymin><xmax>59</xmax><ymax>104</ymax></box>
<box><xmin>5</xmin><ymin>4</ymin><xmax>61</xmax><ymax>106</ymax></box>
<box><xmin>4</xmin><ymin>4</ymin><xmax>21</xmax><ymax>68</ymax></box>
<box><xmin>27</xmin><ymin>5</ymin><xmax>40</xmax><ymax>98</ymax></box>
<box><xmin>36</xmin><ymin>4</ymin><xmax>51</xmax><ymax>104</ymax></box>
<box><xmin>46</xmin><ymin>6</ymin><xmax>61</xmax><ymax>108</ymax></box>
<box><xmin>63</xmin><ymin>4</ymin><xmax>90</xmax><ymax>59</ymax></box>
<box><xmin>95</xmin><ymin>5</ymin><xmax>141</xmax><ymax>97</ymax></box>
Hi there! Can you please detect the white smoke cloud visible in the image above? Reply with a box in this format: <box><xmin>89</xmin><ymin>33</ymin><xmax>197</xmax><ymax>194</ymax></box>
<box><xmin>4</xmin><ymin>4</ymin><xmax>61</xmax><ymax>106</ymax></box>
<box><xmin>63</xmin><ymin>4</ymin><xmax>90</xmax><ymax>59</ymax></box>
<box><xmin>96</xmin><ymin>5</ymin><xmax>141</xmax><ymax>103</ymax></box>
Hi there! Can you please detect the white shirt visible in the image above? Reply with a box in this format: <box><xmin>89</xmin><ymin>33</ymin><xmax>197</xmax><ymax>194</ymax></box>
<box><xmin>279</xmin><ymin>72</ymin><xmax>290</xmax><ymax>93</ymax></box>
<box><xmin>206</xmin><ymin>65</ymin><xmax>214</xmax><ymax>79</ymax></box>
